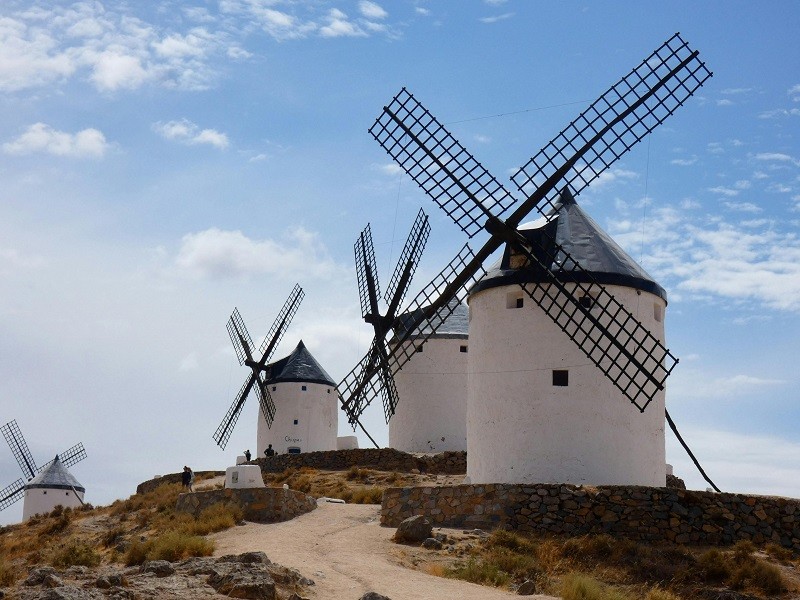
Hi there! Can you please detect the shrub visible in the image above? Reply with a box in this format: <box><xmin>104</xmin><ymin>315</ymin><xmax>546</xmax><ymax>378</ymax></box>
<box><xmin>732</xmin><ymin>539</ymin><xmax>756</xmax><ymax>561</ymax></box>
<box><xmin>446</xmin><ymin>558</ymin><xmax>510</xmax><ymax>587</ymax></box>
<box><xmin>41</xmin><ymin>512</ymin><xmax>72</xmax><ymax>536</ymax></box>
<box><xmin>645</xmin><ymin>587</ymin><xmax>682</xmax><ymax>600</ymax></box>
<box><xmin>487</xmin><ymin>529</ymin><xmax>537</xmax><ymax>554</ymax></box>
<box><xmin>765</xmin><ymin>542</ymin><xmax>793</xmax><ymax>562</ymax></box>
<box><xmin>696</xmin><ymin>549</ymin><xmax>730</xmax><ymax>583</ymax></box>
<box><xmin>730</xmin><ymin>557</ymin><xmax>785</xmax><ymax>595</ymax></box>
<box><xmin>561</xmin><ymin>573</ymin><xmax>631</xmax><ymax>600</ymax></box>
<box><xmin>0</xmin><ymin>560</ymin><xmax>19</xmax><ymax>587</ymax></box>
<box><xmin>124</xmin><ymin>532</ymin><xmax>213</xmax><ymax>565</ymax></box>
<box><xmin>50</xmin><ymin>540</ymin><xmax>101</xmax><ymax>568</ymax></box>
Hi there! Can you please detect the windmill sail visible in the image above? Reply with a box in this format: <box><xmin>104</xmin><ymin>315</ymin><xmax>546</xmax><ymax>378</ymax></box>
<box><xmin>369</xmin><ymin>33</ymin><xmax>711</xmax><ymax>410</ymax></box>
<box><xmin>214</xmin><ymin>284</ymin><xmax>305</xmax><ymax>449</ymax></box>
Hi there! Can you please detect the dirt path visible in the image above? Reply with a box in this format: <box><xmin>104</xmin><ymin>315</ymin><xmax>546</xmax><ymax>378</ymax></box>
<box><xmin>211</xmin><ymin>500</ymin><xmax>558</xmax><ymax>600</ymax></box>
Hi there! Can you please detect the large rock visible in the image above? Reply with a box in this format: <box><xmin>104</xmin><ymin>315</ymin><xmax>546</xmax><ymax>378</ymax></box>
<box><xmin>360</xmin><ymin>593</ymin><xmax>391</xmax><ymax>600</ymax></box>
<box><xmin>393</xmin><ymin>515</ymin><xmax>432</xmax><ymax>543</ymax></box>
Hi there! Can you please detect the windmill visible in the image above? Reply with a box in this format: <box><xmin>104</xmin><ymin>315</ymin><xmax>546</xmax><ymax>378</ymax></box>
<box><xmin>337</xmin><ymin>209</ymin><xmax>431</xmax><ymax>436</ymax></box>
<box><xmin>0</xmin><ymin>419</ymin><xmax>87</xmax><ymax>517</ymax></box>
<box><xmin>358</xmin><ymin>34</ymin><xmax>712</xmax><ymax>483</ymax></box>
<box><xmin>214</xmin><ymin>283</ymin><xmax>304</xmax><ymax>450</ymax></box>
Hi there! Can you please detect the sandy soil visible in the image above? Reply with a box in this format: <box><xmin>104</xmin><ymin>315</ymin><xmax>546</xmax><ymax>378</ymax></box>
<box><xmin>211</xmin><ymin>500</ymin><xmax>558</xmax><ymax>600</ymax></box>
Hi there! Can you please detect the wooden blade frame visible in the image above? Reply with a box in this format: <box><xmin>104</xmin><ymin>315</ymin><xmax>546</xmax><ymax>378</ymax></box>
<box><xmin>369</xmin><ymin>33</ymin><xmax>711</xmax><ymax>411</ymax></box>
<box><xmin>1</xmin><ymin>420</ymin><xmax>37</xmax><ymax>480</ymax></box>
<box><xmin>0</xmin><ymin>479</ymin><xmax>24</xmax><ymax>511</ymax></box>
<box><xmin>340</xmin><ymin>210</ymin><xmax>430</xmax><ymax>423</ymax></box>
<box><xmin>214</xmin><ymin>284</ymin><xmax>305</xmax><ymax>449</ymax></box>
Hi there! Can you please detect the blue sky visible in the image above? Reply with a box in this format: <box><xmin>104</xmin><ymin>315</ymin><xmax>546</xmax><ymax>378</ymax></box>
<box><xmin>0</xmin><ymin>0</ymin><xmax>798</xmax><ymax>524</ymax></box>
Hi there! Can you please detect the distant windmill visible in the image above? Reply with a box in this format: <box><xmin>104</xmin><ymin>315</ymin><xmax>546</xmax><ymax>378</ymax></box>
<box><xmin>360</xmin><ymin>33</ymin><xmax>713</xmax><ymax>485</ymax></box>
<box><xmin>0</xmin><ymin>419</ymin><xmax>87</xmax><ymax>520</ymax></box>
<box><xmin>338</xmin><ymin>209</ymin><xmax>430</xmax><ymax>432</ymax></box>
<box><xmin>214</xmin><ymin>284</ymin><xmax>304</xmax><ymax>450</ymax></box>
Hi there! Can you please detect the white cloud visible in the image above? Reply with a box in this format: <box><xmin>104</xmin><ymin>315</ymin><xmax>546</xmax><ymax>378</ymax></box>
<box><xmin>670</xmin><ymin>156</ymin><xmax>697</xmax><ymax>166</ymax></box>
<box><xmin>789</xmin><ymin>84</ymin><xmax>800</xmax><ymax>102</ymax></box>
<box><xmin>480</xmin><ymin>13</ymin><xmax>515</xmax><ymax>24</ymax></box>
<box><xmin>415</xmin><ymin>7</ymin><xmax>431</xmax><ymax>16</ymax></box>
<box><xmin>720</xmin><ymin>87</ymin><xmax>752</xmax><ymax>95</ymax></box>
<box><xmin>377</xmin><ymin>163</ymin><xmax>403</xmax><ymax>176</ymax></box>
<box><xmin>173</xmin><ymin>227</ymin><xmax>344</xmax><ymax>280</ymax></box>
<box><xmin>3</xmin><ymin>123</ymin><xmax>109</xmax><ymax>157</ymax></box>
<box><xmin>0</xmin><ymin>5</ymin><xmax>227</xmax><ymax>93</ymax></box>
<box><xmin>667</xmin><ymin>428</ymin><xmax>800</xmax><ymax>498</ymax></box>
<box><xmin>707</xmin><ymin>186</ymin><xmax>738</xmax><ymax>197</ymax></box>
<box><xmin>716</xmin><ymin>99</ymin><xmax>733</xmax><ymax>107</ymax></box>
<box><xmin>153</xmin><ymin>119</ymin><xmax>229</xmax><ymax>149</ymax></box>
<box><xmin>755</xmin><ymin>152</ymin><xmax>800</xmax><ymax>167</ymax></box>
<box><xmin>359</xmin><ymin>1</ymin><xmax>388</xmax><ymax>20</ymax></box>
<box><xmin>0</xmin><ymin>248</ymin><xmax>46</xmax><ymax>274</ymax></box>
<box><xmin>320</xmin><ymin>9</ymin><xmax>366</xmax><ymax>38</ymax></box>
<box><xmin>672</xmin><ymin>373</ymin><xmax>784</xmax><ymax>400</ymax></box>
<box><xmin>723</xmin><ymin>202</ymin><xmax>761</xmax><ymax>213</ymax></box>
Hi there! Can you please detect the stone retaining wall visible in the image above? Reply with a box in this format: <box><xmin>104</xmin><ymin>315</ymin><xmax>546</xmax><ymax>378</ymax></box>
<box><xmin>136</xmin><ymin>471</ymin><xmax>224</xmax><ymax>495</ymax></box>
<box><xmin>176</xmin><ymin>487</ymin><xmax>316</xmax><ymax>523</ymax></box>
<box><xmin>382</xmin><ymin>484</ymin><xmax>800</xmax><ymax>550</ymax></box>
<box><xmin>252</xmin><ymin>448</ymin><xmax>466</xmax><ymax>475</ymax></box>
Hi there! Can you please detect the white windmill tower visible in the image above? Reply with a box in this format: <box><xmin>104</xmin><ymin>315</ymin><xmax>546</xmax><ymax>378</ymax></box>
<box><xmin>466</xmin><ymin>190</ymin><xmax>667</xmax><ymax>485</ymax></box>
<box><xmin>364</xmin><ymin>34</ymin><xmax>711</xmax><ymax>486</ymax></box>
<box><xmin>257</xmin><ymin>340</ymin><xmax>339</xmax><ymax>455</ymax></box>
<box><xmin>390</xmin><ymin>298</ymin><xmax>469</xmax><ymax>453</ymax></box>
<box><xmin>1</xmin><ymin>420</ymin><xmax>87</xmax><ymax>522</ymax></box>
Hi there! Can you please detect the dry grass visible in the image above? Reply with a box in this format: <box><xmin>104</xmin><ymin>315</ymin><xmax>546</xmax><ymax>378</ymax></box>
<box><xmin>437</xmin><ymin>528</ymin><xmax>796</xmax><ymax>599</ymax></box>
<box><xmin>262</xmin><ymin>466</ymin><xmax>399</xmax><ymax>504</ymax></box>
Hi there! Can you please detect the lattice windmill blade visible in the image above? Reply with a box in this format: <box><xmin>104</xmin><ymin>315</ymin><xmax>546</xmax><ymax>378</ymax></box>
<box><xmin>258</xmin><ymin>283</ymin><xmax>305</xmax><ymax>360</ymax></box>
<box><xmin>337</xmin><ymin>337</ymin><xmax>399</xmax><ymax>425</ymax></box>
<box><xmin>227</xmin><ymin>308</ymin><xmax>255</xmax><ymax>366</ymax></box>
<box><xmin>370</xmin><ymin>88</ymin><xmax>519</xmax><ymax>238</ymax></box>
<box><xmin>370</xmin><ymin>34</ymin><xmax>711</xmax><ymax>413</ymax></box>
<box><xmin>38</xmin><ymin>443</ymin><xmax>87</xmax><ymax>472</ymax></box>
<box><xmin>0</xmin><ymin>479</ymin><xmax>24</xmax><ymax>511</ymax></box>
<box><xmin>355</xmin><ymin>224</ymin><xmax>381</xmax><ymax>320</ymax></box>
<box><xmin>214</xmin><ymin>378</ymin><xmax>254</xmax><ymax>449</ymax></box>
<box><xmin>387</xmin><ymin>243</ymin><xmax>485</xmax><ymax>375</ymax></box>
<box><xmin>510</xmin><ymin>33</ymin><xmax>711</xmax><ymax>219</ymax></box>
<box><xmin>384</xmin><ymin>208</ymin><xmax>431</xmax><ymax>316</ymax></box>
<box><xmin>255</xmin><ymin>377</ymin><xmax>277</xmax><ymax>429</ymax></box>
<box><xmin>496</xmin><ymin>196</ymin><xmax>677</xmax><ymax>409</ymax></box>
<box><xmin>1</xmin><ymin>420</ymin><xmax>37</xmax><ymax>479</ymax></box>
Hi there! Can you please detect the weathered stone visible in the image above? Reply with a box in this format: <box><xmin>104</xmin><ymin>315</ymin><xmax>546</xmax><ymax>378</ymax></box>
<box><xmin>141</xmin><ymin>560</ymin><xmax>175</xmax><ymax>577</ymax></box>
<box><xmin>517</xmin><ymin>579</ymin><xmax>538</xmax><ymax>595</ymax></box>
<box><xmin>394</xmin><ymin>515</ymin><xmax>432</xmax><ymax>543</ymax></box>
<box><xmin>422</xmin><ymin>537</ymin><xmax>443</xmax><ymax>549</ymax></box>
<box><xmin>360</xmin><ymin>593</ymin><xmax>391</xmax><ymax>600</ymax></box>
<box><xmin>25</xmin><ymin>567</ymin><xmax>59</xmax><ymax>586</ymax></box>
<box><xmin>208</xmin><ymin>569</ymin><xmax>276</xmax><ymax>600</ymax></box>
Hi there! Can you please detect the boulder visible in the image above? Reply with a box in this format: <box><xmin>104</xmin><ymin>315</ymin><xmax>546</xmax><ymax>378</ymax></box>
<box><xmin>393</xmin><ymin>515</ymin><xmax>432</xmax><ymax>543</ymax></box>
<box><xmin>359</xmin><ymin>593</ymin><xmax>391</xmax><ymax>600</ymax></box>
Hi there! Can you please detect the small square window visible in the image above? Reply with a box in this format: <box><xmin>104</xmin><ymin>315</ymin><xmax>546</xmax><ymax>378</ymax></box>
<box><xmin>293</xmin><ymin>419</ymin><xmax>298</xmax><ymax>425</ymax></box>
<box><xmin>416</xmin><ymin>345</ymin><xmax>424</xmax><ymax>353</ymax></box>
<box><xmin>506</xmin><ymin>291</ymin><xmax>524</xmax><ymax>309</ymax></box>
<box><xmin>654</xmin><ymin>303</ymin><xmax>663</xmax><ymax>323</ymax></box>
<box><xmin>327</xmin><ymin>389</ymin><xmax>331</xmax><ymax>394</ymax></box>
<box><xmin>552</xmin><ymin>370</ymin><xmax>569</xmax><ymax>387</ymax></box>
<box><xmin>579</xmin><ymin>295</ymin><xmax>593</xmax><ymax>310</ymax></box>
<box><xmin>460</xmin><ymin>345</ymin><xmax>468</xmax><ymax>353</ymax></box>
<box><xmin>301</xmin><ymin>385</ymin><xmax>307</xmax><ymax>391</ymax></box>
<box><xmin>272</xmin><ymin>386</ymin><xmax>276</xmax><ymax>392</ymax></box>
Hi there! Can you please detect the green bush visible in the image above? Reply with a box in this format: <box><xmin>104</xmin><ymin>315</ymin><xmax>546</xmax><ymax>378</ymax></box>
<box><xmin>446</xmin><ymin>558</ymin><xmax>510</xmax><ymax>587</ymax></box>
<box><xmin>561</xmin><ymin>573</ymin><xmax>631</xmax><ymax>600</ymax></box>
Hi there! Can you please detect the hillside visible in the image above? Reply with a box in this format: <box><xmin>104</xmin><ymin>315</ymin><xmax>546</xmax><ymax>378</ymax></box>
<box><xmin>0</xmin><ymin>465</ymin><xmax>798</xmax><ymax>599</ymax></box>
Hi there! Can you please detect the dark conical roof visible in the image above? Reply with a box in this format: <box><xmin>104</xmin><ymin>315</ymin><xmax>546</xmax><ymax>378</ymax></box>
<box><xmin>25</xmin><ymin>455</ymin><xmax>85</xmax><ymax>492</ymax></box>
<box><xmin>470</xmin><ymin>189</ymin><xmax>667</xmax><ymax>301</ymax></box>
<box><xmin>393</xmin><ymin>297</ymin><xmax>469</xmax><ymax>341</ymax></box>
<box><xmin>264</xmin><ymin>340</ymin><xmax>336</xmax><ymax>386</ymax></box>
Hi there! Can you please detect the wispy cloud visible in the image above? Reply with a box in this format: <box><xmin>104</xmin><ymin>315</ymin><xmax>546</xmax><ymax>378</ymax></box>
<box><xmin>3</xmin><ymin>123</ymin><xmax>109</xmax><ymax>157</ymax></box>
<box><xmin>153</xmin><ymin>119</ymin><xmax>229</xmax><ymax>149</ymax></box>
<box><xmin>359</xmin><ymin>1</ymin><xmax>388</xmax><ymax>20</ymax></box>
<box><xmin>480</xmin><ymin>12</ymin><xmax>515</xmax><ymax>24</ymax></box>
<box><xmin>173</xmin><ymin>227</ymin><xmax>345</xmax><ymax>280</ymax></box>
<box><xmin>320</xmin><ymin>9</ymin><xmax>367</xmax><ymax>38</ymax></box>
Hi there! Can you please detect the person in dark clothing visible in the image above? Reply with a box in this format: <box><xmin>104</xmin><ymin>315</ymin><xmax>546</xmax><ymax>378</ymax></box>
<box><xmin>264</xmin><ymin>444</ymin><xmax>275</xmax><ymax>457</ymax></box>
<box><xmin>181</xmin><ymin>466</ymin><xmax>194</xmax><ymax>492</ymax></box>
<box><xmin>244</xmin><ymin>449</ymin><xmax>251</xmax><ymax>461</ymax></box>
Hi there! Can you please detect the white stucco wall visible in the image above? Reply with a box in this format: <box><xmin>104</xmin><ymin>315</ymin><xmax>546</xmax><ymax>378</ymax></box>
<box><xmin>467</xmin><ymin>283</ymin><xmax>667</xmax><ymax>487</ymax></box>
<box><xmin>389</xmin><ymin>336</ymin><xmax>469</xmax><ymax>453</ymax></box>
<box><xmin>225</xmin><ymin>465</ymin><xmax>265</xmax><ymax>489</ymax></box>
<box><xmin>23</xmin><ymin>487</ymin><xmax>84</xmax><ymax>520</ymax></box>
<box><xmin>256</xmin><ymin>381</ymin><xmax>338</xmax><ymax>456</ymax></box>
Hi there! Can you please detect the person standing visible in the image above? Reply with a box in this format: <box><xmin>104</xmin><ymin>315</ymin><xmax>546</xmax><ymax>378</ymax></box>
<box><xmin>244</xmin><ymin>449</ymin><xmax>252</xmax><ymax>461</ymax></box>
<box><xmin>264</xmin><ymin>444</ymin><xmax>275</xmax><ymax>457</ymax></box>
<box><xmin>181</xmin><ymin>466</ymin><xmax>194</xmax><ymax>492</ymax></box>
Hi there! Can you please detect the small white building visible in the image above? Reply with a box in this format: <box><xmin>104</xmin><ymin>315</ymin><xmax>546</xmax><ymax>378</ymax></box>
<box><xmin>256</xmin><ymin>340</ymin><xmax>339</xmax><ymax>456</ymax></box>
<box><xmin>466</xmin><ymin>190</ymin><xmax>667</xmax><ymax>487</ymax></box>
<box><xmin>389</xmin><ymin>299</ymin><xmax>469</xmax><ymax>453</ymax></box>
<box><xmin>23</xmin><ymin>456</ymin><xmax>85</xmax><ymax>520</ymax></box>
